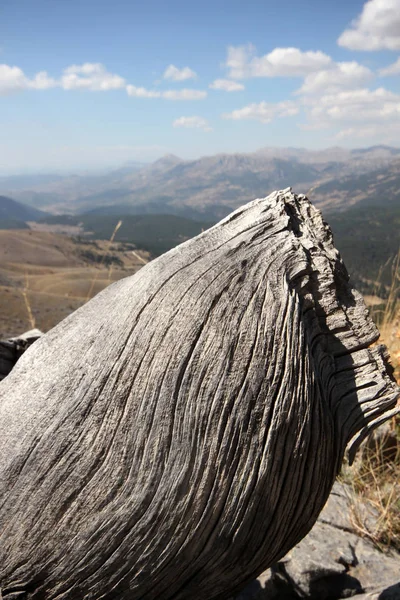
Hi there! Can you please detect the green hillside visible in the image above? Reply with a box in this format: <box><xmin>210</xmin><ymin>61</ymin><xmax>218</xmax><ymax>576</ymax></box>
<box><xmin>0</xmin><ymin>195</ymin><xmax>48</xmax><ymax>221</ymax></box>
<box><xmin>328</xmin><ymin>205</ymin><xmax>400</xmax><ymax>297</ymax></box>
<box><xmin>0</xmin><ymin>219</ymin><xmax>29</xmax><ymax>230</ymax></box>
<box><xmin>36</xmin><ymin>205</ymin><xmax>400</xmax><ymax>299</ymax></box>
<box><xmin>40</xmin><ymin>213</ymin><xmax>212</xmax><ymax>257</ymax></box>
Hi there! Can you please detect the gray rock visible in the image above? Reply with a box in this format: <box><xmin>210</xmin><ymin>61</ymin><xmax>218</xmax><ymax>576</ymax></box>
<box><xmin>0</xmin><ymin>329</ymin><xmax>43</xmax><ymax>381</ymax></box>
<box><xmin>9</xmin><ymin>328</ymin><xmax>43</xmax><ymax>344</ymax></box>
<box><xmin>355</xmin><ymin>583</ymin><xmax>400</xmax><ymax>599</ymax></box>
<box><xmin>237</xmin><ymin>482</ymin><xmax>400</xmax><ymax>600</ymax></box>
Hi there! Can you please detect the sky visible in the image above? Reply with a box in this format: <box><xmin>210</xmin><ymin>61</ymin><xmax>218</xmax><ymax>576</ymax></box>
<box><xmin>1</xmin><ymin>0</ymin><xmax>400</xmax><ymax>173</ymax></box>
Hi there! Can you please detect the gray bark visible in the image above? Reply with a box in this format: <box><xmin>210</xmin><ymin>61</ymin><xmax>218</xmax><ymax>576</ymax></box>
<box><xmin>0</xmin><ymin>189</ymin><xmax>398</xmax><ymax>600</ymax></box>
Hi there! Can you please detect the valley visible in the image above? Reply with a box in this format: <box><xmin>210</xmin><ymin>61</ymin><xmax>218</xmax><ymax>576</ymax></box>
<box><xmin>0</xmin><ymin>145</ymin><xmax>399</xmax><ymax>338</ymax></box>
<box><xmin>0</xmin><ymin>230</ymin><xmax>149</xmax><ymax>338</ymax></box>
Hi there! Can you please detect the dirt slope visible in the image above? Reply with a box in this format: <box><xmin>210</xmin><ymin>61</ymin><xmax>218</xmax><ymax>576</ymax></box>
<box><xmin>0</xmin><ymin>230</ymin><xmax>149</xmax><ymax>337</ymax></box>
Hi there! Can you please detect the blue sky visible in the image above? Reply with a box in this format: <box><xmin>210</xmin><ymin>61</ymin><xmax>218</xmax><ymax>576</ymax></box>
<box><xmin>1</xmin><ymin>0</ymin><xmax>400</xmax><ymax>173</ymax></box>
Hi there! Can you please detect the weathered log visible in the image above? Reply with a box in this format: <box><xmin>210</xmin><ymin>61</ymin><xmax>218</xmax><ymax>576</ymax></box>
<box><xmin>0</xmin><ymin>189</ymin><xmax>398</xmax><ymax>600</ymax></box>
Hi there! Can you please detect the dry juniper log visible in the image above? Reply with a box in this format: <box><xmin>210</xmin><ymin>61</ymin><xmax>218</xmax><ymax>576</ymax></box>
<box><xmin>0</xmin><ymin>189</ymin><xmax>399</xmax><ymax>600</ymax></box>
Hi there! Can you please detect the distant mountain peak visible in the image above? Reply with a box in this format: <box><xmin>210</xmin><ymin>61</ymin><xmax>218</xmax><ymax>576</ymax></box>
<box><xmin>3</xmin><ymin>145</ymin><xmax>400</xmax><ymax>218</ymax></box>
<box><xmin>352</xmin><ymin>144</ymin><xmax>400</xmax><ymax>155</ymax></box>
<box><xmin>154</xmin><ymin>154</ymin><xmax>182</xmax><ymax>165</ymax></box>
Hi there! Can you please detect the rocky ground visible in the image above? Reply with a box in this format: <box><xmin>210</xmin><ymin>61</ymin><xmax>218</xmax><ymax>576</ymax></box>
<box><xmin>234</xmin><ymin>482</ymin><xmax>400</xmax><ymax>600</ymax></box>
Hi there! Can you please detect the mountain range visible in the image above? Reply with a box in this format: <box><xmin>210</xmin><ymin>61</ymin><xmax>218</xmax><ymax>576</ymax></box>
<box><xmin>1</xmin><ymin>146</ymin><xmax>399</xmax><ymax>298</ymax></box>
<box><xmin>2</xmin><ymin>145</ymin><xmax>400</xmax><ymax>220</ymax></box>
<box><xmin>0</xmin><ymin>195</ymin><xmax>48</xmax><ymax>229</ymax></box>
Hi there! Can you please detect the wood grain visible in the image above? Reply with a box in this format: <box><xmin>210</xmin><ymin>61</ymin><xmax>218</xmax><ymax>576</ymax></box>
<box><xmin>0</xmin><ymin>189</ymin><xmax>398</xmax><ymax>600</ymax></box>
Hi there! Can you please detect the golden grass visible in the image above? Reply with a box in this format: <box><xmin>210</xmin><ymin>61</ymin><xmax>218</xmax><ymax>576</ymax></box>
<box><xmin>341</xmin><ymin>250</ymin><xmax>400</xmax><ymax>553</ymax></box>
<box><xmin>0</xmin><ymin>230</ymin><xmax>148</xmax><ymax>337</ymax></box>
<box><xmin>85</xmin><ymin>220</ymin><xmax>123</xmax><ymax>302</ymax></box>
<box><xmin>369</xmin><ymin>250</ymin><xmax>400</xmax><ymax>330</ymax></box>
<box><xmin>21</xmin><ymin>272</ymin><xmax>36</xmax><ymax>330</ymax></box>
<box><xmin>341</xmin><ymin>420</ymin><xmax>400</xmax><ymax>552</ymax></box>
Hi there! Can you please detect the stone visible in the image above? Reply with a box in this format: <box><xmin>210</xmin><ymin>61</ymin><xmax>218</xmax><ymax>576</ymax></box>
<box><xmin>355</xmin><ymin>583</ymin><xmax>400</xmax><ymax>599</ymax></box>
<box><xmin>0</xmin><ymin>329</ymin><xmax>42</xmax><ymax>381</ymax></box>
<box><xmin>236</xmin><ymin>482</ymin><xmax>400</xmax><ymax>599</ymax></box>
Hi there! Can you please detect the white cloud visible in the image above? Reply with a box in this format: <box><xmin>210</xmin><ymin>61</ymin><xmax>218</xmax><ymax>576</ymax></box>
<box><xmin>298</xmin><ymin>62</ymin><xmax>374</xmax><ymax>95</ymax></box>
<box><xmin>225</xmin><ymin>45</ymin><xmax>255</xmax><ymax>79</ymax></box>
<box><xmin>334</xmin><ymin>124</ymin><xmax>396</xmax><ymax>139</ymax></box>
<box><xmin>297</xmin><ymin>122</ymin><xmax>330</xmax><ymax>132</ymax></box>
<box><xmin>0</xmin><ymin>64</ymin><xmax>28</xmax><ymax>94</ymax></box>
<box><xmin>163</xmin><ymin>64</ymin><xmax>197</xmax><ymax>81</ymax></box>
<box><xmin>173</xmin><ymin>116</ymin><xmax>212</xmax><ymax>131</ymax></box>
<box><xmin>333</xmin><ymin>122</ymin><xmax>400</xmax><ymax>146</ymax></box>
<box><xmin>379</xmin><ymin>57</ymin><xmax>400</xmax><ymax>76</ymax></box>
<box><xmin>300</xmin><ymin>85</ymin><xmax>400</xmax><ymax>144</ymax></box>
<box><xmin>163</xmin><ymin>89</ymin><xmax>206</xmax><ymax>100</ymax></box>
<box><xmin>126</xmin><ymin>85</ymin><xmax>161</xmax><ymax>98</ymax></box>
<box><xmin>126</xmin><ymin>85</ymin><xmax>206</xmax><ymax>100</ymax></box>
<box><xmin>225</xmin><ymin>44</ymin><xmax>332</xmax><ymax>79</ymax></box>
<box><xmin>0</xmin><ymin>62</ymin><xmax>128</xmax><ymax>95</ymax></box>
<box><xmin>223</xmin><ymin>100</ymin><xmax>299</xmax><ymax>124</ymax></box>
<box><xmin>209</xmin><ymin>79</ymin><xmax>245</xmax><ymax>91</ymax></box>
<box><xmin>0</xmin><ymin>64</ymin><xmax>56</xmax><ymax>95</ymax></box>
<box><xmin>28</xmin><ymin>71</ymin><xmax>58</xmax><ymax>90</ymax></box>
<box><xmin>64</xmin><ymin>63</ymin><xmax>100</xmax><ymax>75</ymax></box>
<box><xmin>0</xmin><ymin>61</ymin><xmax>205</xmax><ymax>100</ymax></box>
<box><xmin>303</xmin><ymin>87</ymin><xmax>400</xmax><ymax>131</ymax></box>
<box><xmin>338</xmin><ymin>0</ymin><xmax>400</xmax><ymax>50</ymax></box>
<box><xmin>61</xmin><ymin>63</ymin><xmax>125</xmax><ymax>91</ymax></box>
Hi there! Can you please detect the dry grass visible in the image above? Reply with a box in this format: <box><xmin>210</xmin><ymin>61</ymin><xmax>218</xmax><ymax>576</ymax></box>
<box><xmin>369</xmin><ymin>250</ymin><xmax>400</xmax><ymax>331</ymax></box>
<box><xmin>85</xmin><ymin>220</ymin><xmax>123</xmax><ymax>302</ymax></box>
<box><xmin>21</xmin><ymin>272</ymin><xmax>36</xmax><ymax>330</ymax></box>
<box><xmin>0</xmin><ymin>229</ymin><xmax>149</xmax><ymax>338</ymax></box>
<box><xmin>341</xmin><ymin>419</ymin><xmax>400</xmax><ymax>552</ymax></box>
<box><xmin>341</xmin><ymin>251</ymin><xmax>400</xmax><ymax>553</ymax></box>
